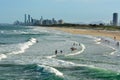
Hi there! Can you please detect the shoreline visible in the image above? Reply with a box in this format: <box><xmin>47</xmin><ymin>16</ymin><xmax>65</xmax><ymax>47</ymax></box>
<box><xmin>50</xmin><ymin>27</ymin><xmax>120</xmax><ymax>41</ymax></box>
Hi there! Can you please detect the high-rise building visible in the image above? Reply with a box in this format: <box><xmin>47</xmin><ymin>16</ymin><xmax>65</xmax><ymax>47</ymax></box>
<box><xmin>58</xmin><ymin>19</ymin><xmax>64</xmax><ymax>24</ymax></box>
<box><xmin>113</xmin><ymin>13</ymin><xmax>118</xmax><ymax>26</ymax></box>
<box><xmin>52</xmin><ymin>18</ymin><xmax>57</xmax><ymax>24</ymax></box>
<box><xmin>28</xmin><ymin>14</ymin><xmax>31</xmax><ymax>24</ymax></box>
<box><xmin>31</xmin><ymin>17</ymin><xmax>33</xmax><ymax>25</ymax></box>
<box><xmin>40</xmin><ymin>16</ymin><xmax>43</xmax><ymax>25</ymax></box>
<box><xmin>24</xmin><ymin>14</ymin><xmax>27</xmax><ymax>25</ymax></box>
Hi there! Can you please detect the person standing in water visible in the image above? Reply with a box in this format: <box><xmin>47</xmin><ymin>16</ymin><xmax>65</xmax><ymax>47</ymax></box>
<box><xmin>114</xmin><ymin>36</ymin><xmax>116</xmax><ymax>40</ymax></box>
<box><xmin>116</xmin><ymin>42</ymin><xmax>119</xmax><ymax>47</ymax></box>
<box><xmin>55</xmin><ymin>50</ymin><xmax>57</xmax><ymax>55</ymax></box>
<box><xmin>60</xmin><ymin>50</ymin><xmax>63</xmax><ymax>54</ymax></box>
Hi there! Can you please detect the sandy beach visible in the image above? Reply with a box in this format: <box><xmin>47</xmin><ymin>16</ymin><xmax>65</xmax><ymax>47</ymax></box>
<box><xmin>51</xmin><ymin>27</ymin><xmax>120</xmax><ymax>41</ymax></box>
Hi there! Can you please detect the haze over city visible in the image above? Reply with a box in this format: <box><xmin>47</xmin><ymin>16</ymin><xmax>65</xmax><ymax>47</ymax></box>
<box><xmin>0</xmin><ymin>0</ymin><xmax>120</xmax><ymax>23</ymax></box>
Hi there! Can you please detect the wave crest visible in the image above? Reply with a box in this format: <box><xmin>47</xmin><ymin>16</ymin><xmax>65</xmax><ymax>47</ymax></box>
<box><xmin>9</xmin><ymin>38</ymin><xmax>37</xmax><ymax>55</ymax></box>
<box><xmin>0</xmin><ymin>54</ymin><xmax>7</xmax><ymax>60</ymax></box>
<box><xmin>37</xmin><ymin>64</ymin><xmax>64</xmax><ymax>77</ymax></box>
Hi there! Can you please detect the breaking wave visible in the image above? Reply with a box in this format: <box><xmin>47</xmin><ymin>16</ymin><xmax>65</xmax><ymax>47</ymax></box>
<box><xmin>0</xmin><ymin>38</ymin><xmax>37</xmax><ymax>61</ymax></box>
<box><xmin>0</xmin><ymin>64</ymin><xmax>64</xmax><ymax>80</ymax></box>
<box><xmin>0</xmin><ymin>54</ymin><xmax>7</xmax><ymax>60</ymax></box>
<box><xmin>9</xmin><ymin>38</ymin><xmax>37</xmax><ymax>55</ymax></box>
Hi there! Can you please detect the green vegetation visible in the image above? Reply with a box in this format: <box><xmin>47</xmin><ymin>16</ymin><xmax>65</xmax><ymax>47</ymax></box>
<box><xmin>47</xmin><ymin>23</ymin><xmax>120</xmax><ymax>31</ymax></box>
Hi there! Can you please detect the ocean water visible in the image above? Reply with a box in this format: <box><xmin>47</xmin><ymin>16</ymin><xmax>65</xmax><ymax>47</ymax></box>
<box><xmin>0</xmin><ymin>25</ymin><xmax>120</xmax><ymax>80</ymax></box>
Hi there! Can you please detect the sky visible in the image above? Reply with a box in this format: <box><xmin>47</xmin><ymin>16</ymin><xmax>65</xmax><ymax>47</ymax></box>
<box><xmin>0</xmin><ymin>0</ymin><xmax>120</xmax><ymax>23</ymax></box>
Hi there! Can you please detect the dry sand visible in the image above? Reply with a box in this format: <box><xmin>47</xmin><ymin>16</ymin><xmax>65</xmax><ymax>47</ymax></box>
<box><xmin>51</xmin><ymin>27</ymin><xmax>120</xmax><ymax>41</ymax></box>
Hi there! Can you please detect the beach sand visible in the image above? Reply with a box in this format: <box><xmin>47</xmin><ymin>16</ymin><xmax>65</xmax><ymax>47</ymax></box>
<box><xmin>51</xmin><ymin>27</ymin><xmax>120</xmax><ymax>41</ymax></box>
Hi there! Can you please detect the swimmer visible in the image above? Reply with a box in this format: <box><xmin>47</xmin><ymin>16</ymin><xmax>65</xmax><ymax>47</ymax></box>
<box><xmin>60</xmin><ymin>50</ymin><xmax>63</xmax><ymax>54</ymax></box>
<box><xmin>55</xmin><ymin>50</ymin><xmax>57</xmax><ymax>55</ymax></box>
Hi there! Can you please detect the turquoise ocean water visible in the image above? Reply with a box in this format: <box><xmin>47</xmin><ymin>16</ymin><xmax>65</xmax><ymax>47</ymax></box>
<box><xmin>0</xmin><ymin>25</ymin><xmax>120</xmax><ymax>80</ymax></box>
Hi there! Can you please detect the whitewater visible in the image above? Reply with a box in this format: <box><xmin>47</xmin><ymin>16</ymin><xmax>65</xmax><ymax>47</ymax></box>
<box><xmin>0</xmin><ymin>25</ymin><xmax>120</xmax><ymax>80</ymax></box>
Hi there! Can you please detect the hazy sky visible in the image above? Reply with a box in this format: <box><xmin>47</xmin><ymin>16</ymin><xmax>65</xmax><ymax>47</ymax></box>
<box><xmin>0</xmin><ymin>0</ymin><xmax>119</xmax><ymax>23</ymax></box>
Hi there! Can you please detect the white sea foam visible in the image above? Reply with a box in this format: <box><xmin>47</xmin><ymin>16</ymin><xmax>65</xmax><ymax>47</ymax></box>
<box><xmin>40</xmin><ymin>56</ymin><xmax>82</xmax><ymax>67</ymax></box>
<box><xmin>0</xmin><ymin>31</ymin><xmax>4</xmax><ymax>34</ymax></box>
<box><xmin>109</xmin><ymin>47</ymin><xmax>117</xmax><ymax>55</ymax></box>
<box><xmin>38</xmin><ymin>65</ymin><xmax>64</xmax><ymax>77</ymax></box>
<box><xmin>43</xmin><ymin>57</ymin><xmax>95</xmax><ymax>69</ymax></box>
<box><xmin>20</xmin><ymin>31</ymin><xmax>29</xmax><ymax>34</ymax></box>
<box><xmin>95</xmin><ymin>38</ymin><xmax>101</xmax><ymax>44</ymax></box>
<box><xmin>0</xmin><ymin>54</ymin><xmax>7</xmax><ymax>60</ymax></box>
<box><xmin>55</xmin><ymin>59</ymin><xmax>78</xmax><ymax>66</ymax></box>
<box><xmin>9</xmin><ymin>38</ymin><xmax>37</xmax><ymax>55</ymax></box>
<box><xmin>46</xmin><ymin>55</ymin><xmax>56</xmax><ymax>59</ymax></box>
<box><xmin>94</xmin><ymin>37</ymin><xmax>118</xmax><ymax>55</ymax></box>
<box><xmin>32</xmin><ymin>27</ymin><xmax>50</xmax><ymax>33</ymax></box>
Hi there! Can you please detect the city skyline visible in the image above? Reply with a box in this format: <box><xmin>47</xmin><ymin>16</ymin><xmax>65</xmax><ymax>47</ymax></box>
<box><xmin>0</xmin><ymin>0</ymin><xmax>120</xmax><ymax>23</ymax></box>
<box><xmin>14</xmin><ymin>14</ymin><xmax>64</xmax><ymax>26</ymax></box>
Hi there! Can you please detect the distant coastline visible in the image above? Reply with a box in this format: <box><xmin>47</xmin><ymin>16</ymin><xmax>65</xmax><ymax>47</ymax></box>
<box><xmin>47</xmin><ymin>23</ymin><xmax>120</xmax><ymax>30</ymax></box>
<box><xmin>49</xmin><ymin>25</ymin><xmax>120</xmax><ymax>41</ymax></box>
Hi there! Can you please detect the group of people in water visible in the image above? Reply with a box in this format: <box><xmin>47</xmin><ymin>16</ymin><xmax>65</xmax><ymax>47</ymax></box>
<box><xmin>55</xmin><ymin>42</ymin><xmax>80</xmax><ymax>55</ymax></box>
<box><xmin>55</xmin><ymin>50</ymin><xmax>63</xmax><ymax>55</ymax></box>
<box><xmin>70</xmin><ymin>43</ymin><xmax>80</xmax><ymax>51</ymax></box>
<box><xmin>100</xmin><ymin>36</ymin><xmax>119</xmax><ymax>47</ymax></box>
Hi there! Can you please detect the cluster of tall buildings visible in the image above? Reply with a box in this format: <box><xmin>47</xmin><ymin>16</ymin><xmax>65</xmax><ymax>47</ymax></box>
<box><xmin>14</xmin><ymin>14</ymin><xmax>64</xmax><ymax>26</ymax></box>
<box><xmin>24</xmin><ymin>14</ymin><xmax>64</xmax><ymax>26</ymax></box>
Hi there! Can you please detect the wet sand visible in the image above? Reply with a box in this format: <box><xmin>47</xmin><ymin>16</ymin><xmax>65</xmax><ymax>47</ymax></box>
<box><xmin>51</xmin><ymin>27</ymin><xmax>120</xmax><ymax>41</ymax></box>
